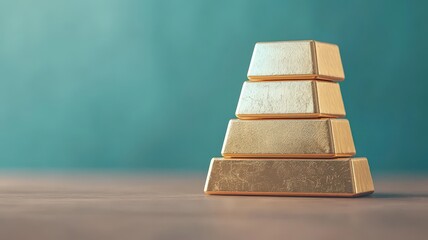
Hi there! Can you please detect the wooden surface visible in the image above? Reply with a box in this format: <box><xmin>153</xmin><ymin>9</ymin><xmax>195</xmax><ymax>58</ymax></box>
<box><xmin>0</xmin><ymin>173</ymin><xmax>427</xmax><ymax>240</ymax></box>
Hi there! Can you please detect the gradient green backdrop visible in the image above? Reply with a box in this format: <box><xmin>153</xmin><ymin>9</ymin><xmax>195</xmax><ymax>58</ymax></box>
<box><xmin>0</xmin><ymin>0</ymin><xmax>427</xmax><ymax>172</ymax></box>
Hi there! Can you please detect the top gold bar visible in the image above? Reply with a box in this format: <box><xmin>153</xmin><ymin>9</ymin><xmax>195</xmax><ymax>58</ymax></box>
<box><xmin>247</xmin><ymin>40</ymin><xmax>345</xmax><ymax>81</ymax></box>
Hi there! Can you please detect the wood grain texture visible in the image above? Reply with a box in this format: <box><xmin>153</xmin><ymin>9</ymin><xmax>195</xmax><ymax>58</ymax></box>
<box><xmin>0</xmin><ymin>173</ymin><xmax>426</xmax><ymax>240</ymax></box>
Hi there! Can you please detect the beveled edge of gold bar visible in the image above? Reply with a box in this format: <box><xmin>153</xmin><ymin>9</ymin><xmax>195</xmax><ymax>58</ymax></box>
<box><xmin>206</xmin><ymin>191</ymin><xmax>360</xmax><ymax>197</ymax></box>
<box><xmin>236</xmin><ymin>113</ymin><xmax>345</xmax><ymax>120</ymax></box>
<box><xmin>314</xmin><ymin>81</ymin><xmax>346</xmax><ymax>117</ymax></box>
<box><xmin>248</xmin><ymin>75</ymin><xmax>344</xmax><ymax>82</ymax></box>
<box><xmin>204</xmin><ymin>158</ymin><xmax>374</xmax><ymax>197</ymax></box>
<box><xmin>313</xmin><ymin>41</ymin><xmax>345</xmax><ymax>80</ymax></box>
<box><xmin>221</xmin><ymin>153</ymin><xmax>353</xmax><ymax>158</ymax></box>
<box><xmin>351</xmin><ymin>157</ymin><xmax>375</xmax><ymax>195</ymax></box>
<box><xmin>329</xmin><ymin>119</ymin><xmax>356</xmax><ymax>156</ymax></box>
<box><xmin>247</xmin><ymin>40</ymin><xmax>344</xmax><ymax>82</ymax></box>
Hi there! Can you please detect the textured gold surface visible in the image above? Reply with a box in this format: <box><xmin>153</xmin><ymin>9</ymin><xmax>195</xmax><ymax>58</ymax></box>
<box><xmin>222</xmin><ymin>119</ymin><xmax>355</xmax><ymax>158</ymax></box>
<box><xmin>247</xmin><ymin>40</ymin><xmax>344</xmax><ymax>81</ymax></box>
<box><xmin>235</xmin><ymin>80</ymin><xmax>345</xmax><ymax>119</ymax></box>
<box><xmin>204</xmin><ymin>158</ymin><xmax>374</xmax><ymax>197</ymax></box>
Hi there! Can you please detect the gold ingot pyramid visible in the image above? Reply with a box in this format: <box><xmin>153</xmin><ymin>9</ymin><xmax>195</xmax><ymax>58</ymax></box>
<box><xmin>204</xmin><ymin>40</ymin><xmax>374</xmax><ymax>197</ymax></box>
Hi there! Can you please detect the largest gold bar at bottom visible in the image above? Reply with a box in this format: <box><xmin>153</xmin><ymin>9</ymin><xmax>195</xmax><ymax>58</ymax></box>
<box><xmin>205</xmin><ymin>158</ymin><xmax>374</xmax><ymax>197</ymax></box>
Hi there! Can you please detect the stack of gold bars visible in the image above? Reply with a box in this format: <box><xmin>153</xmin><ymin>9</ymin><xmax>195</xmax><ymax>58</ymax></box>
<box><xmin>204</xmin><ymin>40</ymin><xmax>374</xmax><ymax>197</ymax></box>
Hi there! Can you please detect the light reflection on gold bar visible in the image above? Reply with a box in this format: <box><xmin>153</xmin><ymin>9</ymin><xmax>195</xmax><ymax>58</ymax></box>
<box><xmin>222</xmin><ymin>119</ymin><xmax>355</xmax><ymax>158</ymax></box>
<box><xmin>247</xmin><ymin>40</ymin><xmax>344</xmax><ymax>81</ymax></box>
<box><xmin>204</xmin><ymin>158</ymin><xmax>374</xmax><ymax>197</ymax></box>
<box><xmin>236</xmin><ymin>80</ymin><xmax>345</xmax><ymax>119</ymax></box>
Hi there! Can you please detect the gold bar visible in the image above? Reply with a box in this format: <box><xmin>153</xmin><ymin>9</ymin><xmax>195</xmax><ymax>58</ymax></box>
<box><xmin>204</xmin><ymin>158</ymin><xmax>374</xmax><ymax>197</ymax></box>
<box><xmin>247</xmin><ymin>40</ymin><xmax>345</xmax><ymax>81</ymax></box>
<box><xmin>222</xmin><ymin>119</ymin><xmax>355</xmax><ymax>158</ymax></box>
<box><xmin>236</xmin><ymin>80</ymin><xmax>345</xmax><ymax>119</ymax></box>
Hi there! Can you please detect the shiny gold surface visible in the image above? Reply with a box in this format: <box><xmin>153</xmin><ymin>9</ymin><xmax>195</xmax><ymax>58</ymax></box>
<box><xmin>204</xmin><ymin>158</ymin><xmax>374</xmax><ymax>197</ymax></box>
<box><xmin>316</xmin><ymin>80</ymin><xmax>346</xmax><ymax>117</ymax></box>
<box><xmin>235</xmin><ymin>80</ymin><xmax>345</xmax><ymax>119</ymax></box>
<box><xmin>247</xmin><ymin>40</ymin><xmax>344</xmax><ymax>81</ymax></box>
<box><xmin>222</xmin><ymin>119</ymin><xmax>355</xmax><ymax>158</ymax></box>
<box><xmin>351</xmin><ymin>158</ymin><xmax>375</xmax><ymax>194</ymax></box>
<box><xmin>314</xmin><ymin>41</ymin><xmax>345</xmax><ymax>81</ymax></box>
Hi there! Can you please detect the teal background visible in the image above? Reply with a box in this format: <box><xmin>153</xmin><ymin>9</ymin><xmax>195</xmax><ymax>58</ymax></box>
<box><xmin>0</xmin><ymin>0</ymin><xmax>427</xmax><ymax>172</ymax></box>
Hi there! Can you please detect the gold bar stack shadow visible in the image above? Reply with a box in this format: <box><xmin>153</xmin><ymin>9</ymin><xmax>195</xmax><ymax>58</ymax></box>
<box><xmin>204</xmin><ymin>40</ymin><xmax>374</xmax><ymax>197</ymax></box>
